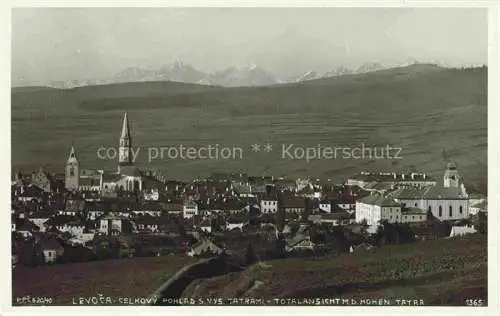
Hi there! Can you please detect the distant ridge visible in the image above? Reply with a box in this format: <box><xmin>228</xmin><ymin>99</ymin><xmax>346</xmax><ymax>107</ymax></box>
<box><xmin>39</xmin><ymin>60</ymin><xmax>486</xmax><ymax>90</ymax></box>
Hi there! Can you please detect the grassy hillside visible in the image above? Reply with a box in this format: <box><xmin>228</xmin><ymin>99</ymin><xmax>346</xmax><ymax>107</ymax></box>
<box><xmin>11</xmin><ymin>65</ymin><xmax>487</xmax><ymax>190</ymax></box>
<box><xmin>12</xmin><ymin>255</ymin><xmax>193</xmax><ymax>305</ymax></box>
<box><xmin>183</xmin><ymin>234</ymin><xmax>487</xmax><ymax>306</ymax></box>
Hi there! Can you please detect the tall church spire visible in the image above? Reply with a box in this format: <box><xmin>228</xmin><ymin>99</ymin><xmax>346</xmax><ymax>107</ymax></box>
<box><xmin>67</xmin><ymin>146</ymin><xmax>77</xmax><ymax>163</ymax></box>
<box><xmin>121</xmin><ymin>111</ymin><xmax>131</xmax><ymax>140</ymax></box>
<box><xmin>119</xmin><ymin>112</ymin><xmax>133</xmax><ymax>170</ymax></box>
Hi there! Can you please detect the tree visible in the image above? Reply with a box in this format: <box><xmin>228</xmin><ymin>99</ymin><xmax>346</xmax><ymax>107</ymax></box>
<box><xmin>245</xmin><ymin>243</ymin><xmax>257</xmax><ymax>266</ymax></box>
<box><xmin>274</xmin><ymin>235</ymin><xmax>286</xmax><ymax>259</ymax></box>
<box><xmin>275</xmin><ymin>208</ymin><xmax>286</xmax><ymax>233</ymax></box>
<box><xmin>28</xmin><ymin>242</ymin><xmax>44</xmax><ymax>267</ymax></box>
<box><xmin>301</xmin><ymin>207</ymin><xmax>312</xmax><ymax>221</ymax></box>
<box><xmin>374</xmin><ymin>224</ymin><xmax>386</xmax><ymax>247</ymax></box>
<box><xmin>426</xmin><ymin>209</ymin><xmax>434</xmax><ymax>221</ymax></box>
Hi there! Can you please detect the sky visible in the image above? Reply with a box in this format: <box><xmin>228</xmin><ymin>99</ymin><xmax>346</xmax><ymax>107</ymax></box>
<box><xmin>11</xmin><ymin>8</ymin><xmax>488</xmax><ymax>86</ymax></box>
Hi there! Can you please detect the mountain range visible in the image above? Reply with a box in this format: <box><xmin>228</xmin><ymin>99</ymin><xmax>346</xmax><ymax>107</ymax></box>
<box><xmin>46</xmin><ymin>58</ymin><xmax>450</xmax><ymax>89</ymax></box>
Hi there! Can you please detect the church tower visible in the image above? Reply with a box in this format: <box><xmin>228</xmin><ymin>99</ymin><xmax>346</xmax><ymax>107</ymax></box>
<box><xmin>443</xmin><ymin>161</ymin><xmax>460</xmax><ymax>188</ymax></box>
<box><xmin>118</xmin><ymin>112</ymin><xmax>133</xmax><ymax>173</ymax></box>
<box><xmin>65</xmin><ymin>146</ymin><xmax>79</xmax><ymax>191</ymax></box>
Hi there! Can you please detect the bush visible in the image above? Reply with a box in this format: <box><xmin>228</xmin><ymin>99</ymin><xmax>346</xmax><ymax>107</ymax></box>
<box><xmin>245</xmin><ymin>243</ymin><xmax>258</xmax><ymax>266</ymax></box>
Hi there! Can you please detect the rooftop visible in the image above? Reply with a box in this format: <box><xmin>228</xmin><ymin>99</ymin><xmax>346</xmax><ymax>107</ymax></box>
<box><xmin>350</xmin><ymin>172</ymin><xmax>435</xmax><ymax>183</ymax></box>
<box><xmin>423</xmin><ymin>185</ymin><xmax>468</xmax><ymax>200</ymax></box>
<box><xmin>402</xmin><ymin>207</ymin><xmax>427</xmax><ymax>215</ymax></box>
<box><xmin>358</xmin><ymin>194</ymin><xmax>401</xmax><ymax>207</ymax></box>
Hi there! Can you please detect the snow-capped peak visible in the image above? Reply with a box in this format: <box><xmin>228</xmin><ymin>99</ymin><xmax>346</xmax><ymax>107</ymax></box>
<box><xmin>323</xmin><ymin>66</ymin><xmax>353</xmax><ymax>78</ymax></box>
<box><xmin>247</xmin><ymin>63</ymin><xmax>258</xmax><ymax>71</ymax></box>
<box><xmin>169</xmin><ymin>59</ymin><xmax>185</xmax><ymax>70</ymax></box>
<box><xmin>292</xmin><ymin>70</ymin><xmax>317</xmax><ymax>83</ymax></box>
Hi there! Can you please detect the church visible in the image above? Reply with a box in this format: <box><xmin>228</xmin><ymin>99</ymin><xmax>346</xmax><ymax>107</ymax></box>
<box><xmin>388</xmin><ymin>161</ymin><xmax>470</xmax><ymax>221</ymax></box>
<box><xmin>64</xmin><ymin>112</ymin><xmax>147</xmax><ymax>194</ymax></box>
<box><xmin>356</xmin><ymin>162</ymin><xmax>471</xmax><ymax>225</ymax></box>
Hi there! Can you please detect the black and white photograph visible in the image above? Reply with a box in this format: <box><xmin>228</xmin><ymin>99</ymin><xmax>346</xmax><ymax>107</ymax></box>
<box><xmin>7</xmin><ymin>4</ymin><xmax>491</xmax><ymax>309</ymax></box>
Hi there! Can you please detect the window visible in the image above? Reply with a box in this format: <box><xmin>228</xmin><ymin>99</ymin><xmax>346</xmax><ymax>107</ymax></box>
<box><xmin>459</xmin><ymin>206</ymin><xmax>463</xmax><ymax>214</ymax></box>
<box><xmin>449</xmin><ymin>206</ymin><xmax>452</xmax><ymax>217</ymax></box>
<box><xmin>412</xmin><ymin>216</ymin><xmax>415</xmax><ymax>220</ymax></box>
<box><xmin>414</xmin><ymin>203</ymin><xmax>417</xmax><ymax>207</ymax></box>
<box><xmin>69</xmin><ymin>167</ymin><xmax>75</xmax><ymax>177</ymax></box>
<box><xmin>439</xmin><ymin>206</ymin><xmax>442</xmax><ymax>217</ymax></box>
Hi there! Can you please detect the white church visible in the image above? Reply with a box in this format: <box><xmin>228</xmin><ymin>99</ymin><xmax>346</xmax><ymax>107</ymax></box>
<box><xmin>356</xmin><ymin>162</ymin><xmax>470</xmax><ymax>225</ymax></box>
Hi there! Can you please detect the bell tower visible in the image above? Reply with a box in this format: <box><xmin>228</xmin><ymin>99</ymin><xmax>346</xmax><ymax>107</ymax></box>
<box><xmin>118</xmin><ymin>112</ymin><xmax>133</xmax><ymax>173</ymax></box>
<box><xmin>65</xmin><ymin>146</ymin><xmax>79</xmax><ymax>191</ymax></box>
<box><xmin>443</xmin><ymin>161</ymin><xmax>460</xmax><ymax>188</ymax></box>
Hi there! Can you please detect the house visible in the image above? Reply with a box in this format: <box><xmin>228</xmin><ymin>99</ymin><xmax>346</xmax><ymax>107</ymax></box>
<box><xmin>67</xmin><ymin>233</ymin><xmax>95</xmax><ymax>246</ymax></box>
<box><xmin>401</xmin><ymin>207</ymin><xmax>427</xmax><ymax>223</ymax></box>
<box><xmin>295</xmin><ymin>179</ymin><xmax>311</xmax><ymax>192</ymax></box>
<box><xmin>38</xmin><ymin>237</ymin><xmax>64</xmax><ymax>264</ymax></box>
<box><xmin>449</xmin><ymin>224</ymin><xmax>477</xmax><ymax>238</ymax></box>
<box><xmin>469</xmin><ymin>200</ymin><xmax>487</xmax><ymax>215</ymax></box>
<box><xmin>186</xmin><ymin>239</ymin><xmax>223</xmax><ymax>257</ymax></box>
<box><xmin>16</xmin><ymin>219</ymin><xmax>40</xmax><ymax>238</ymax></box>
<box><xmin>260</xmin><ymin>196</ymin><xmax>279</xmax><ymax>214</ymax></box>
<box><xmin>346</xmin><ymin>171</ymin><xmax>436</xmax><ymax>188</ymax></box>
<box><xmin>164</xmin><ymin>199</ymin><xmax>184</xmax><ymax>214</ymax></box>
<box><xmin>143</xmin><ymin>188</ymin><xmax>160</xmax><ymax>201</ymax></box>
<box><xmin>133</xmin><ymin>202</ymin><xmax>164</xmax><ymax>217</ymax></box>
<box><xmin>226</xmin><ymin>215</ymin><xmax>246</xmax><ymax>231</ymax></box>
<box><xmin>281</xmin><ymin>196</ymin><xmax>307</xmax><ymax>214</ymax></box>
<box><xmin>285</xmin><ymin>234</ymin><xmax>316</xmax><ymax>252</ymax></box>
<box><xmin>183</xmin><ymin>200</ymin><xmax>199</xmax><ymax>219</ymax></box>
<box><xmin>11</xmin><ymin>214</ymin><xmax>16</xmax><ymax>231</ymax></box>
<box><xmin>318</xmin><ymin>211</ymin><xmax>354</xmax><ymax>226</ymax></box>
<box><xmin>63</xmin><ymin>198</ymin><xmax>85</xmax><ymax>215</ymax></box>
<box><xmin>31</xmin><ymin>167</ymin><xmax>53</xmax><ymax>193</ymax></box>
<box><xmin>17</xmin><ymin>184</ymin><xmax>44</xmax><ymax>202</ymax></box>
<box><xmin>141</xmin><ymin>176</ymin><xmax>165</xmax><ymax>201</ymax></box>
<box><xmin>209</xmin><ymin>198</ymin><xmax>245</xmax><ymax>215</ymax></box>
<box><xmin>44</xmin><ymin>215</ymin><xmax>85</xmax><ymax>236</ymax></box>
<box><xmin>197</xmin><ymin>219</ymin><xmax>212</xmax><ymax>233</ymax></box>
<box><xmin>355</xmin><ymin>194</ymin><xmax>403</xmax><ymax>225</ymax></box>
<box><xmin>336</xmin><ymin>185</ymin><xmax>369</xmax><ymax>213</ymax></box>
<box><xmin>84</xmin><ymin>201</ymin><xmax>108</xmax><ymax>220</ymax></box>
<box><xmin>296</xmin><ymin>184</ymin><xmax>318</xmax><ymax>199</ymax></box>
<box><xmin>11</xmin><ymin>205</ymin><xmax>27</xmax><ymax>220</ymax></box>
<box><xmin>318</xmin><ymin>200</ymin><xmax>332</xmax><ymax>213</ymax></box>
<box><xmin>133</xmin><ymin>215</ymin><xmax>171</xmax><ymax>233</ymax></box>
<box><xmin>78</xmin><ymin>169</ymin><xmax>103</xmax><ymax>192</ymax></box>
<box><xmin>98</xmin><ymin>215</ymin><xmax>133</xmax><ymax>235</ymax></box>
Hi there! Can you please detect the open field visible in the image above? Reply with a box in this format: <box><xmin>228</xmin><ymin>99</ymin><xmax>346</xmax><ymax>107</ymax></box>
<box><xmin>11</xmin><ymin>65</ymin><xmax>487</xmax><ymax>191</ymax></box>
<box><xmin>11</xmin><ymin>234</ymin><xmax>487</xmax><ymax>306</ymax></box>
<box><xmin>183</xmin><ymin>234</ymin><xmax>487</xmax><ymax>306</ymax></box>
<box><xmin>12</xmin><ymin>255</ymin><xmax>194</xmax><ymax>305</ymax></box>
